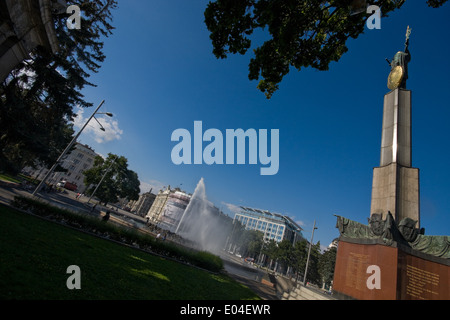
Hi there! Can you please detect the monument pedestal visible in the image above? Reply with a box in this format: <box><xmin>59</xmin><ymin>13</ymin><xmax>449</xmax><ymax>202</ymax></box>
<box><xmin>333</xmin><ymin>239</ymin><xmax>449</xmax><ymax>300</ymax></box>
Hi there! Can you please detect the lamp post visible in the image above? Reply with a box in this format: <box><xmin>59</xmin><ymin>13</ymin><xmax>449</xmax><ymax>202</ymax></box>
<box><xmin>32</xmin><ymin>100</ymin><xmax>112</xmax><ymax>196</ymax></box>
<box><xmin>303</xmin><ymin>220</ymin><xmax>317</xmax><ymax>286</ymax></box>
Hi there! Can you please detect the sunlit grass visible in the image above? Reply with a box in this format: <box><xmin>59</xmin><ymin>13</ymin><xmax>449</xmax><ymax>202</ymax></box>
<box><xmin>12</xmin><ymin>195</ymin><xmax>224</xmax><ymax>273</ymax></box>
<box><xmin>0</xmin><ymin>204</ymin><xmax>260</xmax><ymax>300</ymax></box>
<box><xmin>129</xmin><ymin>268</ymin><xmax>170</xmax><ymax>282</ymax></box>
<box><xmin>0</xmin><ymin>174</ymin><xmax>21</xmax><ymax>183</ymax></box>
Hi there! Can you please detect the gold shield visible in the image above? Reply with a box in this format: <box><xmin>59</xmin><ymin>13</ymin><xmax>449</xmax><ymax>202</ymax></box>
<box><xmin>387</xmin><ymin>66</ymin><xmax>404</xmax><ymax>90</ymax></box>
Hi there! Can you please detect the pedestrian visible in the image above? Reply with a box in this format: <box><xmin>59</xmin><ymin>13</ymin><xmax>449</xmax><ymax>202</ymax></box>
<box><xmin>102</xmin><ymin>210</ymin><xmax>110</xmax><ymax>222</ymax></box>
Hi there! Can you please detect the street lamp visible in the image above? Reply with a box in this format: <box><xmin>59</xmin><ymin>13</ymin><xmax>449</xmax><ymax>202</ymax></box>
<box><xmin>303</xmin><ymin>220</ymin><xmax>317</xmax><ymax>286</ymax></box>
<box><xmin>32</xmin><ymin>100</ymin><xmax>112</xmax><ymax>196</ymax></box>
<box><xmin>93</xmin><ymin>111</ymin><xmax>113</xmax><ymax>131</ymax></box>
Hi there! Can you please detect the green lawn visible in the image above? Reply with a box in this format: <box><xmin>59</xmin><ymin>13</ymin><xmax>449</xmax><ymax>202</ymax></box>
<box><xmin>0</xmin><ymin>174</ymin><xmax>21</xmax><ymax>184</ymax></box>
<box><xmin>0</xmin><ymin>205</ymin><xmax>260</xmax><ymax>300</ymax></box>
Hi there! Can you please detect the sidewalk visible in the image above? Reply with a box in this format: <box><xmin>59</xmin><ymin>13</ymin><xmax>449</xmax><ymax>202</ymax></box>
<box><xmin>0</xmin><ymin>180</ymin><xmax>146</xmax><ymax>221</ymax></box>
<box><xmin>225</xmin><ymin>272</ymin><xmax>278</xmax><ymax>300</ymax></box>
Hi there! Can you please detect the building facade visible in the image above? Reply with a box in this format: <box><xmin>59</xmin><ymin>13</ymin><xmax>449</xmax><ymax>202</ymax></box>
<box><xmin>130</xmin><ymin>191</ymin><xmax>156</xmax><ymax>217</ymax></box>
<box><xmin>146</xmin><ymin>186</ymin><xmax>191</xmax><ymax>232</ymax></box>
<box><xmin>234</xmin><ymin>206</ymin><xmax>304</xmax><ymax>244</ymax></box>
<box><xmin>24</xmin><ymin>142</ymin><xmax>99</xmax><ymax>193</ymax></box>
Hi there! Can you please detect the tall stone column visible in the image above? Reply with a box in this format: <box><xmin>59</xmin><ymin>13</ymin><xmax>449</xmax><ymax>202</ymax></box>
<box><xmin>370</xmin><ymin>88</ymin><xmax>420</xmax><ymax>227</ymax></box>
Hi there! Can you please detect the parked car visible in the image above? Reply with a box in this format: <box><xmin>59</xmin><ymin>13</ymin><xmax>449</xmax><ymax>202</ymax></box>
<box><xmin>56</xmin><ymin>181</ymin><xmax>78</xmax><ymax>191</ymax></box>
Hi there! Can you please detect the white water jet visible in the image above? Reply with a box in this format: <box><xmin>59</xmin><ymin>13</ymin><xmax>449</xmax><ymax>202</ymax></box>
<box><xmin>176</xmin><ymin>178</ymin><xmax>230</xmax><ymax>253</ymax></box>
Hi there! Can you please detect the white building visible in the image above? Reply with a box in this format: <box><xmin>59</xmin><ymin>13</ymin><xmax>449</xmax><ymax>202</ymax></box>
<box><xmin>131</xmin><ymin>191</ymin><xmax>157</xmax><ymax>217</ymax></box>
<box><xmin>328</xmin><ymin>238</ymin><xmax>339</xmax><ymax>250</ymax></box>
<box><xmin>234</xmin><ymin>206</ymin><xmax>304</xmax><ymax>244</ymax></box>
<box><xmin>146</xmin><ymin>186</ymin><xmax>192</xmax><ymax>232</ymax></box>
<box><xmin>24</xmin><ymin>143</ymin><xmax>99</xmax><ymax>193</ymax></box>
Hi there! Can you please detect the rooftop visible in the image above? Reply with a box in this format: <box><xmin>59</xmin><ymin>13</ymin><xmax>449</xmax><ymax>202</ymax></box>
<box><xmin>238</xmin><ymin>206</ymin><xmax>303</xmax><ymax>231</ymax></box>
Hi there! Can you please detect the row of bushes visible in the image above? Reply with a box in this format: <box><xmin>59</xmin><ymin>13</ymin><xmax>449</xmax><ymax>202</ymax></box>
<box><xmin>11</xmin><ymin>196</ymin><xmax>224</xmax><ymax>273</ymax></box>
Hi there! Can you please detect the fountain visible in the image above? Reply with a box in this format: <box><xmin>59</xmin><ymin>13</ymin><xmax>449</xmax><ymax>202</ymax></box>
<box><xmin>176</xmin><ymin>178</ymin><xmax>231</xmax><ymax>253</ymax></box>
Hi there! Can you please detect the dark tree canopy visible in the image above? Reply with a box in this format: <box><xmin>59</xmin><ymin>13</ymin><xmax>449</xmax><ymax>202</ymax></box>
<box><xmin>318</xmin><ymin>246</ymin><xmax>337</xmax><ymax>287</ymax></box>
<box><xmin>204</xmin><ymin>0</ymin><xmax>448</xmax><ymax>98</ymax></box>
<box><xmin>0</xmin><ymin>0</ymin><xmax>117</xmax><ymax>173</ymax></box>
<box><xmin>84</xmin><ymin>153</ymin><xmax>140</xmax><ymax>205</ymax></box>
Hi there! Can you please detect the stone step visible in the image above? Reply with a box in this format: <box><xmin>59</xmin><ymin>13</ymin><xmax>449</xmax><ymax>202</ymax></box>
<box><xmin>286</xmin><ymin>285</ymin><xmax>334</xmax><ymax>300</ymax></box>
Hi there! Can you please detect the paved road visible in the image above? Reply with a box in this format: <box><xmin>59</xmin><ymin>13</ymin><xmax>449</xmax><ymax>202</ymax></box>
<box><xmin>0</xmin><ymin>180</ymin><xmax>148</xmax><ymax>225</ymax></box>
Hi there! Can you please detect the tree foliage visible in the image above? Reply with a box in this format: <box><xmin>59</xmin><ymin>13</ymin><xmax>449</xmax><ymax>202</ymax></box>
<box><xmin>290</xmin><ymin>240</ymin><xmax>308</xmax><ymax>277</ymax></box>
<box><xmin>227</xmin><ymin>221</ymin><xmax>335</xmax><ymax>286</ymax></box>
<box><xmin>262</xmin><ymin>239</ymin><xmax>279</xmax><ymax>262</ymax></box>
<box><xmin>83</xmin><ymin>153</ymin><xmax>140</xmax><ymax>205</ymax></box>
<box><xmin>277</xmin><ymin>240</ymin><xmax>294</xmax><ymax>271</ymax></box>
<box><xmin>0</xmin><ymin>0</ymin><xmax>117</xmax><ymax>173</ymax></box>
<box><xmin>233</xmin><ymin>232</ymin><xmax>336</xmax><ymax>286</ymax></box>
<box><xmin>204</xmin><ymin>0</ymin><xmax>448</xmax><ymax>98</ymax></box>
<box><xmin>304</xmin><ymin>241</ymin><xmax>322</xmax><ymax>284</ymax></box>
<box><xmin>235</xmin><ymin>228</ymin><xmax>264</xmax><ymax>258</ymax></box>
<box><xmin>318</xmin><ymin>246</ymin><xmax>337</xmax><ymax>288</ymax></box>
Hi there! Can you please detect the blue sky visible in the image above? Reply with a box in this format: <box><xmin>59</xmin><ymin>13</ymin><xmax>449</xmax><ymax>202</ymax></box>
<box><xmin>75</xmin><ymin>1</ymin><xmax>450</xmax><ymax>250</ymax></box>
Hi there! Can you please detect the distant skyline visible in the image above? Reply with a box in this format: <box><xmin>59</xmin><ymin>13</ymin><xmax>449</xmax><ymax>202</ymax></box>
<box><xmin>74</xmin><ymin>1</ymin><xmax>450</xmax><ymax>250</ymax></box>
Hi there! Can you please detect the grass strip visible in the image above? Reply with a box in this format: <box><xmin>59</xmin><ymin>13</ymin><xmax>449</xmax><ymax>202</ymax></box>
<box><xmin>11</xmin><ymin>195</ymin><xmax>223</xmax><ymax>272</ymax></box>
<box><xmin>0</xmin><ymin>204</ymin><xmax>260</xmax><ymax>300</ymax></box>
